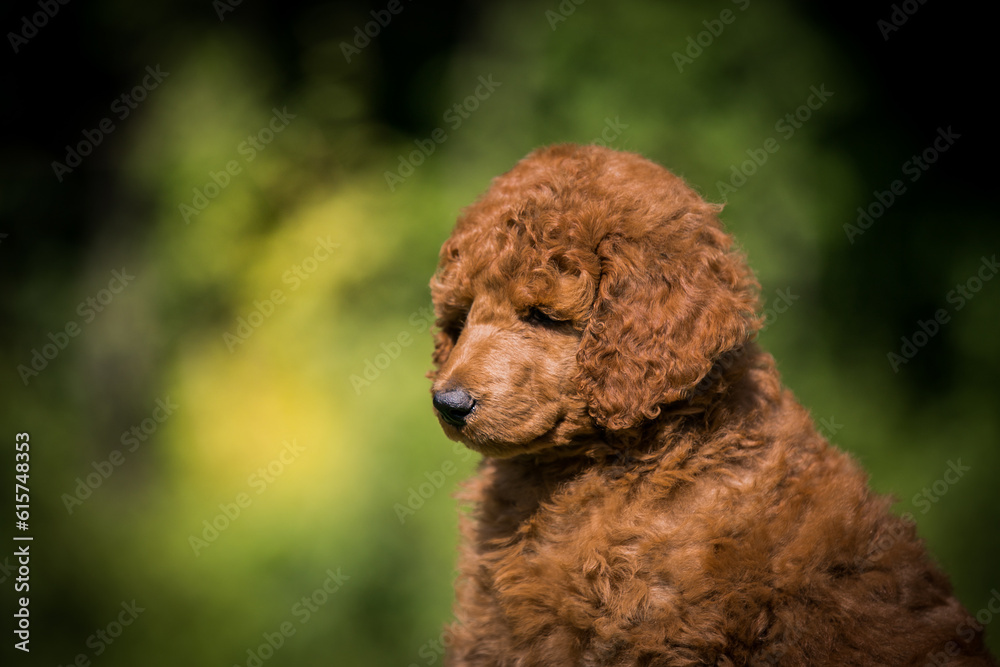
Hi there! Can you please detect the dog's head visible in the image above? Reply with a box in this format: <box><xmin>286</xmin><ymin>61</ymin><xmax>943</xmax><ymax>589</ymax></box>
<box><xmin>429</xmin><ymin>144</ymin><xmax>760</xmax><ymax>457</ymax></box>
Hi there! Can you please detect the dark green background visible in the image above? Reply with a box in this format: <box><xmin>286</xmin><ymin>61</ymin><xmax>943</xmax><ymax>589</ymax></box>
<box><xmin>2</xmin><ymin>0</ymin><xmax>996</xmax><ymax>664</ymax></box>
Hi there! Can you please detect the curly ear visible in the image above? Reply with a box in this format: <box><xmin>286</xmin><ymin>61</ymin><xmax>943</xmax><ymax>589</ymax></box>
<box><xmin>576</xmin><ymin>204</ymin><xmax>760</xmax><ymax>430</ymax></box>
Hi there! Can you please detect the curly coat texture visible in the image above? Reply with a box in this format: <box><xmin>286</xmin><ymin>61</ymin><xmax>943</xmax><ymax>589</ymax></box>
<box><xmin>428</xmin><ymin>144</ymin><xmax>994</xmax><ymax>666</ymax></box>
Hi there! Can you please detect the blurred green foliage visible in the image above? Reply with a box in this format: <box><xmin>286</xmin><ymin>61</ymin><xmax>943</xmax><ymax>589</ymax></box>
<box><xmin>2</xmin><ymin>0</ymin><xmax>996</xmax><ymax>664</ymax></box>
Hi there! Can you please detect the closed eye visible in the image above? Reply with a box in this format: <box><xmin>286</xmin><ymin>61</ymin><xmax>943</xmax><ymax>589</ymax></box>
<box><xmin>443</xmin><ymin>309</ymin><xmax>468</xmax><ymax>341</ymax></box>
<box><xmin>525</xmin><ymin>306</ymin><xmax>568</xmax><ymax>327</ymax></box>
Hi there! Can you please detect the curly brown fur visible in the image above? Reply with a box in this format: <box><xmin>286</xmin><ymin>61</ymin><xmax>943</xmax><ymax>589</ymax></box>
<box><xmin>428</xmin><ymin>144</ymin><xmax>994</xmax><ymax>666</ymax></box>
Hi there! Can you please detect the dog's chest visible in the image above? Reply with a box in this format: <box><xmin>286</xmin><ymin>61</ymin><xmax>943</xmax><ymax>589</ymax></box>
<box><xmin>471</xmin><ymin>471</ymin><xmax>703</xmax><ymax>637</ymax></box>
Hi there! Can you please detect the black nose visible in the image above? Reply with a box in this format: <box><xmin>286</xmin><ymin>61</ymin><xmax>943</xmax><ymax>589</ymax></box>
<box><xmin>433</xmin><ymin>388</ymin><xmax>476</xmax><ymax>427</ymax></box>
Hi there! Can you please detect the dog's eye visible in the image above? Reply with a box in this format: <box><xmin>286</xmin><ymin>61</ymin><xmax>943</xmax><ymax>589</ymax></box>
<box><xmin>525</xmin><ymin>307</ymin><xmax>565</xmax><ymax>327</ymax></box>
<box><xmin>444</xmin><ymin>310</ymin><xmax>468</xmax><ymax>340</ymax></box>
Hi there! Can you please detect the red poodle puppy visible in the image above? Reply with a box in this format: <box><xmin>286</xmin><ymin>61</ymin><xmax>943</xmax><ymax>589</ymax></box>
<box><xmin>428</xmin><ymin>144</ymin><xmax>994</xmax><ymax>666</ymax></box>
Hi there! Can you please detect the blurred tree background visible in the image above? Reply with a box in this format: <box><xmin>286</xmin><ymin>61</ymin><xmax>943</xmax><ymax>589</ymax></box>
<box><xmin>1</xmin><ymin>0</ymin><xmax>996</xmax><ymax>664</ymax></box>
